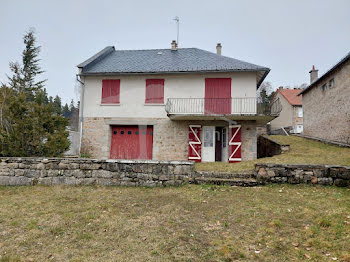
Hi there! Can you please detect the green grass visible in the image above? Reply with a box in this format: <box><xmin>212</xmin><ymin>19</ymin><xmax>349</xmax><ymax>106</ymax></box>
<box><xmin>196</xmin><ymin>135</ymin><xmax>350</xmax><ymax>173</ymax></box>
<box><xmin>0</xmin><ymin>185</ymin><xmax>350</xmax><ymax>261</ymax></box>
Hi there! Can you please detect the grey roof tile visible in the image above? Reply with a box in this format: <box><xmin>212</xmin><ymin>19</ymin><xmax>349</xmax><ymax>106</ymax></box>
<box><xmin>80</xmin><ymin>47</ymin><xmax>269</xmax><ymax>74</ymax></box>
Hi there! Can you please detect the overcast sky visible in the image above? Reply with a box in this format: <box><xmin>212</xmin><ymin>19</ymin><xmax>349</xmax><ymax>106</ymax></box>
<box><xmin>1</xmin><ymin>0</ymin><xmax>349</xmax><ymax>104</ymax></box>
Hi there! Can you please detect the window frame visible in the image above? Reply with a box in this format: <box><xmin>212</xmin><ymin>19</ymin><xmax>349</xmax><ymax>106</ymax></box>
<box><xmin>298</xmin><ymin>107</ymin><xmax>303</xmax><ymax>117</ymax></box>
<box><xmin>145</xmin><ymin>79</ymin><xmax>165</xmax><ymax>104</ymax></box>
<box><xmin>101</xmin><ymin>79</ymin><xmax>120</xmax><ymax>104</ymax></box>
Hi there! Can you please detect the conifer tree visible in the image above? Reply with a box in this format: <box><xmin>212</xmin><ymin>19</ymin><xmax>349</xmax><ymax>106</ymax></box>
<box><xmin>0</xmin><ymin>29</ymin><xmax>69</xmax><ymax>157</ymax></box>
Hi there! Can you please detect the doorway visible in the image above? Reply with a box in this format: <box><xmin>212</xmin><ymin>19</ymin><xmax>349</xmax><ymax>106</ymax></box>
<box><xmin>202</xmin><ymin>126</ymin><xmax>228</xmax><ymax>162</ymax></box>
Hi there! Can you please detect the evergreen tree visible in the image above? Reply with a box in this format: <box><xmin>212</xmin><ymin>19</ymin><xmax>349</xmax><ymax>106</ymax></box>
<box><xmin>0</xmin><ymin>29</ymin><xmax>69</xmax><ymax>157</ymax></box>
<box><xmin>69</xmin><ymin>99</ymin><xmax>75</xmax><ymax>112</ymax></box>
<box><xmin>53</xmin><ymin>95</ymin><xmax>62</xmax><ymax>115</ymax></box>
<box><xmin>62</xmin><ymin>103</ymin><xmax>70</xmax><ymax>117</ymax></box>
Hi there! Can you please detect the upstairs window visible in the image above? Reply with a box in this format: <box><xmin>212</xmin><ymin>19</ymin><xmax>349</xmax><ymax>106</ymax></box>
<box><xmin>102</xmin><ymin>79</ymin><xmax>120</xmax><ymax>104</ymax></box>
<box><xmin>329</xmin><ymin>78</ymin><xmax>335</xmax><ymax>88</ymax></box>
<box><xmin>298</xmin><ymin>107</ymin><xmax>303</xmax><ymax>117</ymax></box>
<box><xmin>321</xmin><ymin>83</ymin><xmax>328</xmax><ymax>92</ymax></box>
<box><xmin>145</xmin><ymin>79</ymin><xmax>164</xmax><ymax>104</ymax></box>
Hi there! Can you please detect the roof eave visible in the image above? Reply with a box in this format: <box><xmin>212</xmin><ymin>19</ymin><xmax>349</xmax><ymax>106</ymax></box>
<box><xmin>299</xmin><ymin>51</ymin><xmax>350</xmax><ymax>96</ymax></box>
<box><xmin>257</xmin><ymin>68</ymin><xmax>270</xmax><ymax>88</ymax></box>
<box><xmin>79</xmin><ymin>68</ymin><xmax>270</xmax><ymax>77</ymax></box>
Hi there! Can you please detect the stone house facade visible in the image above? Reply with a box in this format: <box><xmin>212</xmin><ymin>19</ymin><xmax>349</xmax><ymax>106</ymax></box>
<box><xmin>77</xmin><ymin>42</ymin><xmax>281</xmax><ymax>163</ymax></box>
<box><xmin>299</xmin><ymin>52</ymin><xmax>350</xmax><ymax>144</ymax></box>
<box><xmin>270</xmin><ymin>87</ymin><xmax>303</xmax><ymax>133</ymax></box>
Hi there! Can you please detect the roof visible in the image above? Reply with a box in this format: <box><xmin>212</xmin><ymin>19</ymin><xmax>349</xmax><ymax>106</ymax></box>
<box><xmin>78</xmin><ymin>46</ymin><xmax>270</xmax><ymax>87</ymax></box>
<box><xmin>276</xmin><ymin>88</ymin><xmax>302</xmax><ymax>106</ymax></box>
<box><xmin>299</xmin><ymin>51</ymin><xmax>350</xmax><ymax>95</ymax></box>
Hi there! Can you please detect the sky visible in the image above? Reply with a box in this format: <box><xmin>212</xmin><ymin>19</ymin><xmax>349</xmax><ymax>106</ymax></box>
<box><xmin>0</xmin><ymin>0</ymin><xmax>349</xmax><ymax>104</ymax></box>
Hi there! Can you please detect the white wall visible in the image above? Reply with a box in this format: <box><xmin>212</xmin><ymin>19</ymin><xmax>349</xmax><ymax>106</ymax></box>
<box><xmin>82</xmin><ymin>72</ymin><xmax>258</xmax><ymax>118</ymax></box>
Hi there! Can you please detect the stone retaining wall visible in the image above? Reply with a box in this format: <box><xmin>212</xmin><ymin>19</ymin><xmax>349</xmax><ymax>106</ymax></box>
<box><xmin>256</xmin><ymin>163</ymin><xmax>350</xmax><ymax>187</ymax></box>
<box><xmin>0</xmin><ymin>158</ymin><xmax>194</xmax><ymax>187</ymax></box>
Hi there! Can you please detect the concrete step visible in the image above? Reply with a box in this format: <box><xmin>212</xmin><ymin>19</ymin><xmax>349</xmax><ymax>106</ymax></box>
<box><xmin>196</xmin><ymin>171</ymin><xmax>255</xmax><ymax>179</ymax></box>
<box><xmin>194</xmin><ymin>177</ymin><xmax>260</xmax><ymax>187</ymax></box>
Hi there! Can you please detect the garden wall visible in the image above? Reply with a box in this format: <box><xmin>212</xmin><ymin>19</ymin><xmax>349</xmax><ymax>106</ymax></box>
<box><xmin>0</xmin><ymin>158</ymin><xmax>194</xmax><ymax>187</ymax></box>
<box><xmin>256</xmin><ymin>163</ymin><xmax>350</xmax><ymax>187</ymax></box>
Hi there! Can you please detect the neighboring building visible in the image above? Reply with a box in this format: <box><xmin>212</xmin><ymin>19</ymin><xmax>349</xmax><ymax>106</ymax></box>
<box><xmin>270</xmin><ymin>87</ymin><xmax>303</xmax><ymax>133</ymax></box>
<box><xmin>299</xmin><ymin>52</ymin><xmax>350</xmax><ymax>144</ymax></box>
<box><xmin>77</xmin><ymin>42</ymin><xmax>281</xmax><ymax>162</ymax></box>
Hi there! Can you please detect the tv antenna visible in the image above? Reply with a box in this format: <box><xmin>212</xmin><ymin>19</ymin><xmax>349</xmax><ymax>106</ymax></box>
<box><xmin>173</xmin><ymin>16</ymin><xmax>180</xmax><ymax>46</ymax></box>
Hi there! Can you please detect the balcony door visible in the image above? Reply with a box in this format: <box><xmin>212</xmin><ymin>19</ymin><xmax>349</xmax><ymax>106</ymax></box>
<box><xmin>204</xmin><ymin>78</ymin><xmax>231</xmax><ymax>114</ymax></box>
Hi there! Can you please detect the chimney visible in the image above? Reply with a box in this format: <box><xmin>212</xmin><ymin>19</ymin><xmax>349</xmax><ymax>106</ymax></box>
<box><xmin>279</xmin><ymin>86</ymin><xmax>283</xmax><ymax>90</ymax></box>
<box><xmin>171</xmin><ymin>40</ymin><xmax>177</xmax><ymax>51</ymax></box>
<box><xmin>309</xmin><ymin>65</ymin><xmax>318</xmax><ymax>84</ymax></box>
<box><xmin>216</xmin><ymin>43</ymin><xmax>222</xmax><ymax>55</ymax></box>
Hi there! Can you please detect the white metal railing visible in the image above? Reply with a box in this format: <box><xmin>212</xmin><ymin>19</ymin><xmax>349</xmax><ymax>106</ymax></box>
<box><xmin>165</xmin><ymin>97</ymin><xmax>282</xmax><ymax>116</ymax></box>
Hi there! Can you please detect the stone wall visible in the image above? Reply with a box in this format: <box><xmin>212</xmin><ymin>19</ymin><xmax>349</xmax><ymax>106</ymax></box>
<box><xmin>81</xmin><ymin>117</ymin><xmax>258</xmax><ymax>161</ymax></box>
<box><xmin>0</xmin><ymin>158</ymin><xmax>194</xmax><ymax>187</ymax></box>
<box><xmin>257</xmin><ymin>136</ymin><xmax>290</xmax><ymax>158</ymax></box>
<box><xmin>256</xmin><ymin>163</ymin><xmax>350</xmax><ymax>187</ymax></box>
<box><xmin>303</xmin><ymin>59</ymin><xmax>350</xmax><ymax>144</ymax></box>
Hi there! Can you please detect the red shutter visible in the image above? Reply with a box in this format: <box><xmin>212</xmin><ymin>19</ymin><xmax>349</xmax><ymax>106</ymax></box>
<box><xmin>146</xmin><ymin>79</ymin><xmax>164</xmax><ymax>104</ymax></box>
<box><xmin>204</xmin><ymin>78</ymin><xmax>231</xmax><ymax>114</ymax></box>
<box><xmin>228</xmin><ymin>125</ymin><xmax>241</xmax><ymax>163</ymax></box>
<box><xmin>188</xmin><ymin>125</ymin><xmax>201</xmax><ymax>162</ymax></box>
<box><xmin>102</xmin><ymin>79</ymin><xmax>120</xmax><ymax>104</ymax></box>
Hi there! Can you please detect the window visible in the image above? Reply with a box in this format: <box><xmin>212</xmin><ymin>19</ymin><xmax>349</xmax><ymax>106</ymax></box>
<box><xmin>297</xmin><ymin>125</ymin><xmax>303</xmax><ymax>133</ymax></box>
<box><xmin>145</xmin><ymin>79</ymin><xmax>164</xmax><ymax>104</ymax></box>
<box><xmin>203</xmin><ymin>128</ymin><xmax>213</xmax><ymax>147</ymax></box>
<box><xmin>321</xmin><ymin>83</ymin><xmax>327</xmax><ymax>92</ymax></box>
<box><xmin>329</xmin><ymin>78</ymin><xmax>335</xmax><ymax>88</ymax></box>
<box><xmin>298</xmin><ymin>107</ymin><xmax>303</xmax><ymax>117</ymax></box>
<box><xmin>102</xmin><ymin>79</ymin><xmax>120</xmax><ymax>104</ymax></box>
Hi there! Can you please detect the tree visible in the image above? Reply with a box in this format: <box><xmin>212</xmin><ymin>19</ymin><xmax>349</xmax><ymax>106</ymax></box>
<box><xmin>257</xmin><ymin>81</ymin><xmax>275</xmax><ymax>113</ymax></box>
<box><xmin>0</xmin><ymin>29</ymin><xmax>69</xmax><ymax>157</ymax></box>
<box><xmin>53</xmin><ymin>95</ymin><xmax>62</xmax><ymax>115</ymax></box>
<box><xmin>62</xmin><ymin>103</ymin><xmax>70</xmax><ymax>117</ymax></box>
<box><xmin>69</xmin><ymin>99</ymin><xmax>75</xmax><ymax>112</ymax></box>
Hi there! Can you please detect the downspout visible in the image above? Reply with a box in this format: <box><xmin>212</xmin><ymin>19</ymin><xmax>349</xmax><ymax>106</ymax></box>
<box><xmin>76</xmin><ymin>73</ymin><xmax>85</xmax><ymax>155</ymax></box>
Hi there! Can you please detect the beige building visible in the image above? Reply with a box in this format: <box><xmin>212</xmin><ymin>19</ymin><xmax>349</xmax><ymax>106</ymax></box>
<box><xmin>270</xmin><ymin>87</ymin><xmax>303</xmax><ymax>133</ymax></box>
<box><xmin>299</xmin><ymin>52</ymin><xmax>350</xmax><ymax>144</ymax></box>
<box><xmin>77</xmin><ymin>42</ymin><xmax>281</xmax><ymax>162</ymax></box>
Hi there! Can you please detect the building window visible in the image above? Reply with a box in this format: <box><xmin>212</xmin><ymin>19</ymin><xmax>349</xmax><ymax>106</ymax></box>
<box><xmin>321</xmin><ymin>83</ymin><xmax>327</xmax><ymax>92</ymax></box>
<box><xmin>297</xmin><ymin>125</ymin><xmax>303</xmax><ymax>133</ymax></box>
<box><xmin>329</xmin><ymin>78</ymin><xmax>335</xmax><ymax>88</ymax></box>
<box><xmin>145</xmin><ymin>79</ymin><xmax>164</xmax><ymax>104</ymax></box>
<box><xmin>298</xmin><ymin>107</ymin><xmax>303</xmax><ymax>117</ymax></box>
<box><xmin>101</xmin><ymin>79</ymin><xmax>120</xmax><ymax>104</ymax></box>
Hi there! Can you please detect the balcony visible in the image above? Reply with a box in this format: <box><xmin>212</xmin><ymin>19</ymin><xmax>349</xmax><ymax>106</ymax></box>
<box><xmin>165</xmin><ymin>97</ymin><xmax>282</xmax><ymax>123</ymax></box>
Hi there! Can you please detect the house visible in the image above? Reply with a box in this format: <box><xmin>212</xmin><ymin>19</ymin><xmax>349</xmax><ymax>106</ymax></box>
<box><xmin>299</xmin><ymin>52</ymin><xmax>350</xmax><ymax>145</ymax></box>
<box><xmin>270</xmin><ymin>87</ymin><xmax>303</xmax><ymax>133</ymax></box>
<box><xmin>77</xmin><ymin>42</ymin><xmax>281</xmax><ymax>162</ymax></box>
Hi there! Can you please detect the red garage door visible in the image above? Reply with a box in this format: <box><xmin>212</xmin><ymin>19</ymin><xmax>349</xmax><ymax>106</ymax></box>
<box><xmin>110</xmin><ymin>125</ymin><xmax>153</xmax><ymax>160</ymax></box>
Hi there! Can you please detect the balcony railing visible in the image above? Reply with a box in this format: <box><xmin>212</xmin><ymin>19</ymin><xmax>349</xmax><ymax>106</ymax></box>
<box><xmin>165</xmin><ymin>97</ymin><xmax>282</xmax><ymax>116</ymax></box>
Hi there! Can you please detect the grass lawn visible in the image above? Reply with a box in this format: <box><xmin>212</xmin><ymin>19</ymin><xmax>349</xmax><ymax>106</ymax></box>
<box><xmin>196</xmin><ymin>135</ymin><xmax>350</xmax><ymax>173</ymax></box>
<box><xmin>1</xmin><ymin>185</ymin><xmax>350</xmax><ymax>261</ymax></box>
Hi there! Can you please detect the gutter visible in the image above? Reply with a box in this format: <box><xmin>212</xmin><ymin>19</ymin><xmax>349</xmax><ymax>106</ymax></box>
<box><xmin>76</xmin><ymin>74</ymin><xmax>85</xmax><ymax>155</ymax></box>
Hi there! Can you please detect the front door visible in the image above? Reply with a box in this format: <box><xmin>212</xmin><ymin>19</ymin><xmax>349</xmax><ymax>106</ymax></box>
<box><xmin>202</xmin><ymin>126</ymin><xmax>215</xmax><ymax>162</ymax></box>
<box><xmin>204</xmin><ymin>78</ymin><xmax>231</xmax><ymax>114</ymax></box>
